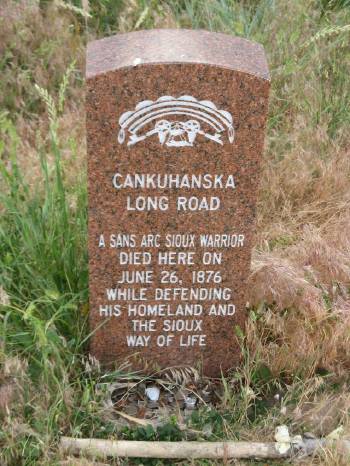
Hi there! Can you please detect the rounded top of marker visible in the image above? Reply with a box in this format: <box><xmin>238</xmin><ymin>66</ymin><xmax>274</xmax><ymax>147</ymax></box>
<box><xmin>86</xmin><ymin>29</ymin><xmax>270</xmax><ymax>81</ymax></box>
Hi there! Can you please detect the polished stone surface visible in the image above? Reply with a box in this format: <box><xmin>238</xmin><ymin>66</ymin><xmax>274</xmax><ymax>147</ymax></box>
<box><xmin>86</xmin><ymin>29</ymin><xmax>270</xmax><ymax>376</ymax></box>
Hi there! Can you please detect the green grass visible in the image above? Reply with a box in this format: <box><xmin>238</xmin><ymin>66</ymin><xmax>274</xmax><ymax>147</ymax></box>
<box><xmin>1</xmin><ymin>0</ymin><xmax>350</xmax><ymax>465</ymax></box>
<box><xmin>0</xmin><ymin>82</ymin><xmax>89</xmax><ymax>464</ymax></box>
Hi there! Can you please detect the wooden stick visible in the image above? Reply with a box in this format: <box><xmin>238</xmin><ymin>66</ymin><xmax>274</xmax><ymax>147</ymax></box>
<box><xmin>60</xmin><ymin>437</ymin><xmax>350</xmax><ymax>460</ymax></box>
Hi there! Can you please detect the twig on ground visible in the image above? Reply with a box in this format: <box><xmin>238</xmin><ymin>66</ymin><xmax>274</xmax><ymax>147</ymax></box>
<box><xmin>60</xmin><ymin>437</ymin><xmax>350</xmax><ymax>460</ymax></box>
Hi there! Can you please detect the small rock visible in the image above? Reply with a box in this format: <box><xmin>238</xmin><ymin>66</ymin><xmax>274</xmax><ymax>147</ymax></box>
<box><xmin>147</xmin><ymin>401</ymin><xmax>159</xmax><ymax>409</ymax></box>
<box><xmin>275</xmin><ymin>425</ymin><xmax>291</xmax><ymax>443</ymax></box>
<box><xmin>201</xmin><ymin>391</ymin><xmax>211</xmax><ymax>403</ymax></box>
<box><xmin>145</xmin><ymin>386</ymin><xmax>160</xmax><ymax>402</ymax></box>
<box><xmin>128</xmin><ymin>394</ymin><xmax>137</xmax><ymax>402</ymax></box>
<box><xmin>291</xmin><ymin>434</ymin><xmax>303</xmax><ymax>447</ymax></box>
<box><xmin>175</xmin><ymin>389</ymin><xmax>186</xmax><ymax>401</ymax></box>
<box><xmin>185</xmin><ymin>395</ymin><xmax>197</xmax><ymax>410</ymax></box>
<box><xmin>145</xmin><ymin>408</ymin><xmax>157</xmax><ymax>419</ymax></box>
<box><xmin>124</xmin><ymin>404</ymin><xmax>138</xmax><ymax>416</ymax></box>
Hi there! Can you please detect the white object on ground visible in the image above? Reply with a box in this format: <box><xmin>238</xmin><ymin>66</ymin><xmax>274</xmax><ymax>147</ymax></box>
<box><xmin>275</xmin><ymin>425</ymin><xmax>291</xmax><ymax>454</ymax></box>
<box><xmin>185</xmin><ymin>396</ymin><xmax>197</xmax><ymax>409</ymax></box>
<box><xmin>145</xmin><ymin>386</ymin><xmax>160</xmax><ymax>402</ymax></box>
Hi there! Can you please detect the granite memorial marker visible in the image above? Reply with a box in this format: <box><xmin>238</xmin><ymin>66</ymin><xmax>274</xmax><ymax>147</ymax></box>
<box><xmin>86</xmin><ymin>29</ymin><xmax>270</xmax><ymax>376</ymax></box>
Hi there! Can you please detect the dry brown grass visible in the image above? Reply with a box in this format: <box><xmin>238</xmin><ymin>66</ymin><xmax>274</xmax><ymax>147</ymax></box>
<box><xmin>249</xmin><ymin>191</ymin><xmax>350</xmax><ymax>377</ymax></box>
<box><xmin>242</xmin><ymin>0</ymin><xmax>350</xmax><ymax>385</ymax></box>
<box><xmin>248</xmin><ymin>223</ymin><xmax>350</xmax><ymax>376</ymax></box>
<box><xmin>0</xmin><ymin>0</ymin><xmax>85</xmax><ymax>187</ymax></box>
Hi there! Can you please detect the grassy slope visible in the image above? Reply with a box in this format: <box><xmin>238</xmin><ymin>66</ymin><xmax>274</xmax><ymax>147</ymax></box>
<box><xmin>0</xmin><ymin>0</ymin><xmax>349</xmax><ymax>464</ymax></box>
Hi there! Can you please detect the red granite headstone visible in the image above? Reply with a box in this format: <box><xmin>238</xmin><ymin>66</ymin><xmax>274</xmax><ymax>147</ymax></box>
<box><xmin>86</xmin><ymin>29</ymin><xmax>270</xmax><ymax>377</ymax></box>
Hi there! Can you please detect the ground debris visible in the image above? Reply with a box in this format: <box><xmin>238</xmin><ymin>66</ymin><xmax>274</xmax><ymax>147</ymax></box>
<box><xmin>96</xmin><ymin>365</ymin><xmax>219</xmax><ymax>432</ymax></box>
